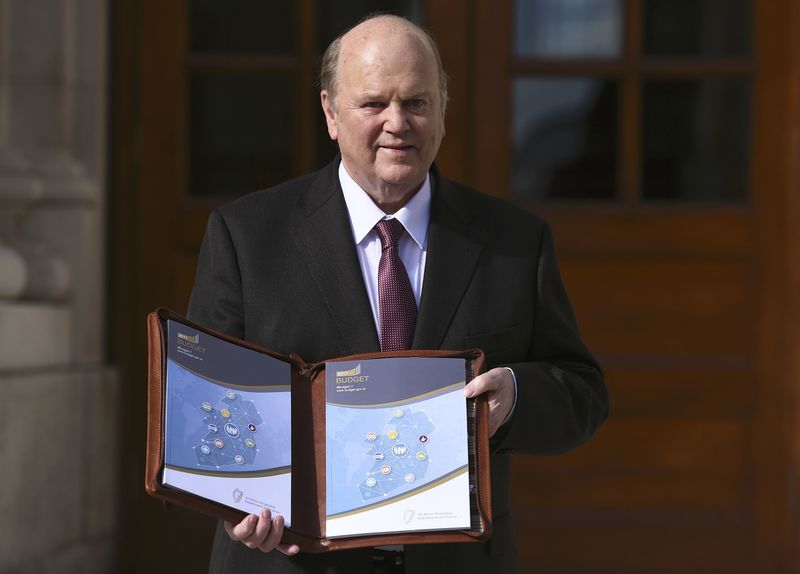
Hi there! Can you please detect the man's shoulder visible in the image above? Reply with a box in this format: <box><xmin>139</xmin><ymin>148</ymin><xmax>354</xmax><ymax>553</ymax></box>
<box><xmin>216</xmin><ymin>171</ymin><xmax>318</xmax><ymax>219</ymax></box>
<box><xmin>436</xmin><ymin>172</ymin><xmax>549</xmax><ymax>235</ymax></box>
<box><xmin>215</xmin><ymin>160</ymin><xmax>338</xmax><ymax>223</ymax></box>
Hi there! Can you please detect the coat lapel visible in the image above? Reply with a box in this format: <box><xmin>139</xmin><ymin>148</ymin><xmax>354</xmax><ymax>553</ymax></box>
<box><xmin>412</xmin><ymin>172</ymin><xmax>486</xmax><ymax>350</ymax></box>
<box><xmin>290</xmin><ymin>161</ymin><xmax>381</xmax><ymax>355</ymax></box>
<box><xmin>290</xmin><ymin>162</ymin><xmax>485</xmax><ymax>354</ymax></box>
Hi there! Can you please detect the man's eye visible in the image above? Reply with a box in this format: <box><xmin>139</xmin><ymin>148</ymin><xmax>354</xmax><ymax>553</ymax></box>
<box><xmin>364</xmin><ymin>102</ymin><xmax>384</xmax><ymax>109</ymax></box>
<box><xmin>406</xmin><ymin>99</ymin><xmax>426</xmax><ymax>110</ymax></box>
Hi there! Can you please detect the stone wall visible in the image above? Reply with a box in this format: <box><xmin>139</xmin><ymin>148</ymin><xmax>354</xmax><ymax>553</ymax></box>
<box><xmin>0</xmin><ymin>1</ymin><xmax>117</xmax><ymax>573</ymax></box>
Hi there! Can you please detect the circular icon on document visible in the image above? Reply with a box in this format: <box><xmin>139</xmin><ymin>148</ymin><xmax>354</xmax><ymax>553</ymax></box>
<box><xmin>224</xmin><ymin>423</ymin><xmax>240</xmax><ymax>438</ymax></box>
<box><xmin>393</xmin><ymin>409</ymin><xmax>404</xmax><ymax>418</ymax></box>
<box><xmin>214</xmin><ymin>438</ymin><xmax>224</xmax><ymax>449</ymax></box>
<box><xmin>208</xmin><ymin>424</ymin><xmax>218</xmax><ymax>433</ymax></box>
<box><xmin>387</xmin><ymin>430</ymin><xmax>398</xmax><ymax>440</ymax></box>
<box><xmin>226</xmin><ymin>390</ymin><xmax>236</xmax><ymax>400</ymax></box>
<box><xmin>366</xmin><ymin>476</ymin><xmax>377</xmax><ymax>487</ymax></box>
<box><xmin>234</xmin><ymin>455</ymin><xmax>244</xmax><ymax>465</ymax></box>
<box><xmin>245</xmin><ymin>438</ymin><xmax>255</xmax><ymax>448</ymax></box>
<box><xmin>366</xmin><ymin>432</ymin><xmax>377</xmax><ymax>441</ymax></box>
<box><xmin>416</xmin><ymin>451</ymin><xmax>427</xmax><ymax>461</ymax></box>
<box><xmin>380</xmin><ymin>465</ymin><xmax>392</xmax><ymax>475</ymax></box>
<box><xmin>418</xmin><ymin>435</ymin><xmax>428</xmax><ymax>443</ymax></box>
<box><xmin>391</xmin><ymin>443</ymin><xmax>409</xmax><ymax>458</ymax></box>
<box><xmin>374</xmin><ymin>452</ymin><xmax>385</xmax><ymax>461</ymax></box>
<box><xmin>201</xmin><ymin>401</ymin><xmax>212</xmax><ymax>412</ymax></box>
<box><xmin>248</xmin><ymin>423</ymin><xmax>257</xmax><ymax>432</ymax></box>
<box><xmin>200</xmin><ymin>444</ymin><xmax>211</xmax><ymax>455</ymax></box>
<box><xmin>404</xmin><ymin>473</ymin><xmax>415</xmax><ymax>483</ymax></box>
<box><xmin>220</xmin><ymin>408</ymin><xmax>231</xmax><ymax>418</ymax></box>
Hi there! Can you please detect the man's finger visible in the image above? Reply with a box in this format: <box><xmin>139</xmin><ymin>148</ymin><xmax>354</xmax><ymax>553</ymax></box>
<box><xmin>226</xmin><ymin>514</ymin><xmax>258</xmax><ymax>541</ymax></box>
<box><xmin>228</xmin><ymin>514</ymin><xmax>258</xmax><ymax>540</ymax></box>
<box><xmin>463</xmin><ymin>371</ymin><xmax>500</xmax><ymax>398</ymax></box>
<box><xmin>258</xmin><ymin>515</ymin><xmax>285</xmax><ymax>552</ymax></box>
<box><xmin>224</xmin><ymin>521</ymin><xmax>234</xmax><ymax>538</ymax></box>
<box><xmin>245</xmin><ymin>508</ymin><xmax>272</xmax><ymax>548</ymax></box>
<box><xmin>277</xmin><ymin>543</ymin><xmax>301</xmax><ymax>556</ymax></box>
<box><xmin>462</xmin><ymin>368</ymin><xmax>516</xmax><ymax>437</ymax></box>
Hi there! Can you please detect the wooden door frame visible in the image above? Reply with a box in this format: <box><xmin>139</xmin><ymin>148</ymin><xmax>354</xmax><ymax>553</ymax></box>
<box><xmin>751</xmin><ymin>0</ymin><xmax>800</xmax><ymax>571</ymax></box>
<box><xmin>109</xmin><ymin>0</ymin><xmax>800</xmax><ymax>571</ymax></box>
<box><xmin>110</xmin><ymin>1</ymin><xmax>218</xmax><ymax>572</ymax></box>
<box><xmin>431</xmin><ymin>0</ymin><xmax>800</xmax><ymax>571</ymax></box>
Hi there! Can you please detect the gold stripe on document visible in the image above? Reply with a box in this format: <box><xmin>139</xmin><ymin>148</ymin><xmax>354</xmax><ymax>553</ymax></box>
<box><xmin>165</xmin><ymin>463</ymin><xmax>291</xmax><ymax>479</ymax></box>
<box><xmin>326</xmin><ymin>465</ymin><xmax>469</xmax><ymax>520</ymax></box>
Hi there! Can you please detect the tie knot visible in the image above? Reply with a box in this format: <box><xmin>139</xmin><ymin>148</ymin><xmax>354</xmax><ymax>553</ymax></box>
<box><xmin>375</xmin><ymin>218</ymin><xmax>406</xmax><ymax>250</ymax></box>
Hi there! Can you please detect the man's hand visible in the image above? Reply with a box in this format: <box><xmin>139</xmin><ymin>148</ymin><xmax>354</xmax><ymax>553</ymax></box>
<box><xmin>463</xmin><ymin>367</ymin><xmax>516</xmax><ymax>437</ymax></box>
<box><xmin>224</xmin><ymin>508</ymin><xmax>299</xmax><ymax>556</ymax></box>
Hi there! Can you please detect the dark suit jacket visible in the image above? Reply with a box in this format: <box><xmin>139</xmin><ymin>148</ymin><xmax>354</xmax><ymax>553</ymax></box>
<box><xmin>187</xmin><ymin>159</ymin><xmax>608</xmax><ymax>574</ymax></box>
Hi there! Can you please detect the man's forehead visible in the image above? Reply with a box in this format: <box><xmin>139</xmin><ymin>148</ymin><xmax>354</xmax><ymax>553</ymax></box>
<box><xmin>339</xmin><ymin>38</ymin><xmax>433</xmax><ymax>84</ymax></box>
<box><xmin>343</xmin><ymin>15</ymin><xmax>417</xmax><ymax>41</ymax></box>
<box><xmin>340</xmin><ymin>17</ymin><xmax>430</xmax><ymax>56</ymax></box>
<box><xmin>355</xmin><ymin>87</ymin><xmax>436</xmax><ymax>100</ymax></box>
<box><xmin>337</xmin><ymin>50</ymin><xmax>439</xmax><ymax>97</ymax></box>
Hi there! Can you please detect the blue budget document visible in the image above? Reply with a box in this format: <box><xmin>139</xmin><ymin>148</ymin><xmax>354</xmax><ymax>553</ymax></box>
<box><xmin>161</xmin><ymin>320</ymin><xmax>292</xmax><ymax>525</ymax></box>
<box><xmin>325</xmin><ymin>357</ymin><xmax>471</xmax><ymax>538</ymax></box>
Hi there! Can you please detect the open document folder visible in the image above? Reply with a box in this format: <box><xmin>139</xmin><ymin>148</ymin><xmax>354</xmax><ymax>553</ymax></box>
<box><xmin>145</xmin><ymin>308</ymin><xmax>493</xmax><ymax>552</ymax></box>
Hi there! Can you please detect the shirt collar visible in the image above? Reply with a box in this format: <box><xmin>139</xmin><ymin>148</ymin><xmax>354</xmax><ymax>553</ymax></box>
<box><xmin>339</xmin><ymin>161</ymin><xmax>430</xmax><ymax>249</ymax></box>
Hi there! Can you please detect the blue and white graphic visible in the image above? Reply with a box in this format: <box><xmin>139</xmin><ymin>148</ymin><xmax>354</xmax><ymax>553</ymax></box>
<box><xmin>164</xmin><ymin>359</ymin><xmax>290</xmax><ymax>473</ymax></box>
<box><xmin>325</xmin><ymin>357</ymin><xmax>471</xmax><ymax>537</ymax></box>
<box><xmin>359</xmin><ymin>408</ymin><xmax>433</xmax><ymax>501</ymax></box>
<box><xmin>161</xmin><ymin>320</ymin><xmax>292</xmax><ymax>524</ymax></box>
<box><xmin>195</xmin><ymin>388</ymin><xmax>261</xmax><ymax>467</ymax></box>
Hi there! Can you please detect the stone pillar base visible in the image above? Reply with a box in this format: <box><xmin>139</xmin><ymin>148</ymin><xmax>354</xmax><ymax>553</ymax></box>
<box><xmin>0</xmin><ymin>302</ymin><xmax>71</xmax><ymax>369</ymax></box>
<box><xmin>0</xmin><ymin>367</ymin><xmax>119</xmax><ymax>573</ymax></box>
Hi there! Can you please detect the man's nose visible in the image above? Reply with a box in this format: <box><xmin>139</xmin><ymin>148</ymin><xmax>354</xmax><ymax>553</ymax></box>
<box><xmin>382</xmin><ymin>103</ymin><xmax>409</xmax><ymax>133</ymax></box>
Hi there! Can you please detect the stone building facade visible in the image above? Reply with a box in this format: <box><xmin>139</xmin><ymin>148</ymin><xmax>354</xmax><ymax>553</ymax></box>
<box><xmin>0</xmin><ymin>1</ymin><xmax>117</xmax><ymax>572</ymax></box>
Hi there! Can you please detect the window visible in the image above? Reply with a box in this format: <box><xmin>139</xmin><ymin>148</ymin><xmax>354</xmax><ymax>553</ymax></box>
<box><xmin>510</xmin><ymin>0</ymin><xmax>753</xmax><ymax>203</ymax></box>
<box><xmin>186</xmin><ymin>0</ymin><xmax>423</xmax><ymax>198</ymax></box>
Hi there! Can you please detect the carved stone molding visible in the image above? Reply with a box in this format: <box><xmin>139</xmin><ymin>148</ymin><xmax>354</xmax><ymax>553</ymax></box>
<box><xmin>0</xmin><ymin>147</ymin><xmax>88</xmax><ymax>300</ymax></box>
<box><xmin>0</xmin><ymin>146</ymin><xmax>38</xmax><ymax>299</ymax></box>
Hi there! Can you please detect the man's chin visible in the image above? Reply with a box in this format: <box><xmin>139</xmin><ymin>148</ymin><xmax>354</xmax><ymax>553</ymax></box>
<box><xmin>379</xmin><ymin>173</ymin><xmax>425</xmax><ymax>192</ymax></box>
<box><xmin>377</xmin><ymin>162</ymin><xmax>425</xmax><ymax>184</ymax></box>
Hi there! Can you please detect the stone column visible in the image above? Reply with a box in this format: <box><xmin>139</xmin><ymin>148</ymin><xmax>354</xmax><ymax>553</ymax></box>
<box><xmin>0</xmin><ymin>1</ymin><xmax>118</xmax><ymax>573</ymax></box>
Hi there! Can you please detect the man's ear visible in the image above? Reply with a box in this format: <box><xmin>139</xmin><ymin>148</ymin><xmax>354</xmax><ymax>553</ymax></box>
<box><xmin>320</xmin><ymin>90</ymin><xmax>338</xmax><ymax>141</ymax></box>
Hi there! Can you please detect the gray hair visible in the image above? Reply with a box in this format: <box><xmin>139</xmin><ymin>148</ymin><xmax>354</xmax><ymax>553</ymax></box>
<box><xmin>319</xmin><ymin>14</ymin><xmax>449</xmax><ymax>116</ymax></box>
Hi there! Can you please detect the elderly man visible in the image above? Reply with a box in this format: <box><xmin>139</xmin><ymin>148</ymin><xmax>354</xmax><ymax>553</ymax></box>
<box><xmin>187</xmin><ymin>13</ymin><xmax>607</xmax><ymax>574</ymax></box>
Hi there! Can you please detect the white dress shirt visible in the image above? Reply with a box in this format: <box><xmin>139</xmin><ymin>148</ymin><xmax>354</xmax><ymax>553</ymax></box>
<box><xmin>338</xmin><ymin>162</ymin><xmax>430</xmax><ymax>337</ymax></box>
<box><xmin>338</xmin><ymin>161</ymin><xmax>517</xmax><ymax>431</ymax></box>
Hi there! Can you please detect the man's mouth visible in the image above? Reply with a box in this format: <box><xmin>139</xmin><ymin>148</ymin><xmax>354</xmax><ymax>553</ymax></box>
<box><xmin>380</xmin><ymin>144</ymin><xmax>414</xmax><ymax>153</ymax></box>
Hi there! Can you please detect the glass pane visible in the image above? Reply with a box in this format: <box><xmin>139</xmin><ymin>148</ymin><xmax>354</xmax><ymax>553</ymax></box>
<box><xmin>190</xmin><ymin>0</ymin><xmax>295</xmax><ymax>54</ymax></box>
<box><xmin>644</xmin><ymin>0</ymin><xmax>752</xmax><ymax>58</ymax></box>
<box><xmin>642</xmin><ymin>79</ymin><xmax>750</xmax><ymax>202</ymax></box>
<box><xmin>189</xmin><ymin>75</ymin><xmax>294</xmax><ymax>198</ymax></box>
<box><xmin>514</xmin><ymin>0</ymin><xmax>623</xmax><ymax>58</ymax></box>
<box><xmin>315</xmin><ymin>0</ymin><xmax>423</xmax><ymax>53</ymax></box>
<box><xmin>512</xmin><ymin>78</ymin><xmax>618</xmax><ymax>200</ymax></box>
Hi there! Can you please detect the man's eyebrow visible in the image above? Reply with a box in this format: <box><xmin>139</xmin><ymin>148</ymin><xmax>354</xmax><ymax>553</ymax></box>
<box><xmin>405</xmin><ymin>90</ymin><xmax>433</xmax><ymax>99</ymax></box>
<box><xmin>356</xmin><ymin>90</ymin><xmax>434</xmax><ymax>100</ymax></box>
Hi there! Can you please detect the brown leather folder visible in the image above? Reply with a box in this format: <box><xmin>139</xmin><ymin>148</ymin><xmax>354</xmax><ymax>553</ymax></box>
<box><xmin>145</xmin><ymin>307</ymin><xmax>492</xmax><ymax>552</ymax></box>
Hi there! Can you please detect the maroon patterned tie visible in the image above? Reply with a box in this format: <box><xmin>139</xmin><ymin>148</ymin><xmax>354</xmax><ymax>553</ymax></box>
<box><xmin>376</xmin><ymin>219</ymin><xmax>417</xmax><ymax>351</ymax></box>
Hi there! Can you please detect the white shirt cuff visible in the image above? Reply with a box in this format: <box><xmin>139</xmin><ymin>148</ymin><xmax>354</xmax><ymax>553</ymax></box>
<box><xmin>500</xmin><ymin>366</ymin><xmax>518</xmax><ymax>427</ymax></box>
